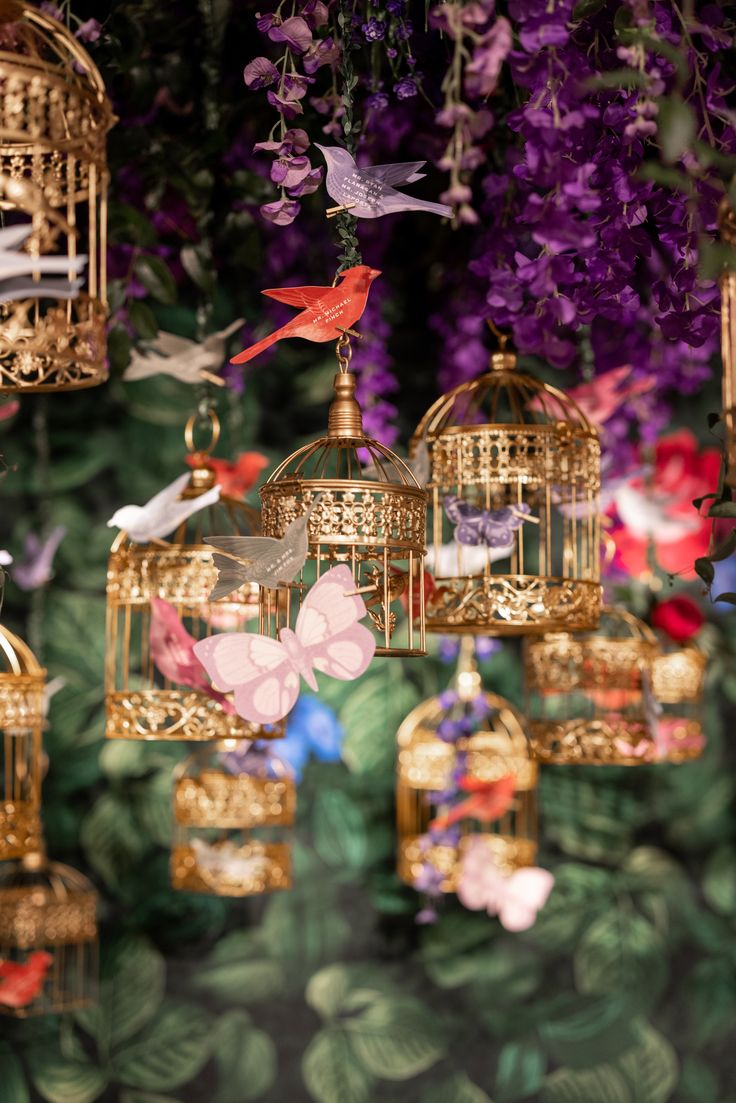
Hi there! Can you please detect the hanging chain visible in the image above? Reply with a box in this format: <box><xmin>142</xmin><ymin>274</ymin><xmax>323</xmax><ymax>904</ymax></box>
<box><xmin>335</xmin><ymin>0</ymin><xmax>362</xmax><ymax>273</ymax></box>
<box><xmin>336</xmin><ymin>332</ymin><xmax>353</xmax><ymax>373</ymax></box>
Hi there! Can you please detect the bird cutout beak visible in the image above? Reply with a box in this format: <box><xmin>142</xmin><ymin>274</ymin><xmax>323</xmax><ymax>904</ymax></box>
<box><xmin>369</xmin><ymin>268</ymin><xmax>381</xmax><ymax>279</ymax></box>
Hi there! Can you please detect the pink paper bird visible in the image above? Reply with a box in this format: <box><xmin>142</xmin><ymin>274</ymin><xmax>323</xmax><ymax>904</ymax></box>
<box><xmin>530</xmin><ymin>366</ymin><xmax>654</xmax><ymax>427</ymax></box>
<box><xmin>315</xmin><ymin>145</ymin><xmax>453</xmax><ymax>219</ymax></box>
<box><xmin>230</xmin><ymin>265</ymin><xmax>380</xmax><ymax>365</ymax></box>
<box><xmin>150</xmin><ymin>597</ymin><xmax>234</xmax><ymax>712</ymax></box>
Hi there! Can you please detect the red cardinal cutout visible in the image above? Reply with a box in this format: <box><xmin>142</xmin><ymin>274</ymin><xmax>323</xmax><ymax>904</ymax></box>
<box><xmin>230</xmin><ymin>265</ymin><xmax>380</xmax><ymax>364</ymax></box>
<box><xmin>431</xmin><ymin>774</ymin><xmax>516</xmax><ymax>830</ymax></box>
<box><xmin>0</xmin><ymin>951</ymin><xmax>53</xmax><ymax>1008</ymax></box>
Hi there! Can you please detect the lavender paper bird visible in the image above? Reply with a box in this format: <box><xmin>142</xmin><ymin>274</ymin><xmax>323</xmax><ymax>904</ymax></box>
<box><xmin>13</xmin><ymin>525</ymin><xmax>66</xmax><ymax>591</ymax></box>
<box><xmin>0</xmin><ymin>226</ymin><xmax>86</xmax><ymax>302</ymax></box>
<box><xmin>315</xmin><ymin>145</ymin><xmax>452</xmax><ymax>220</ymax></box>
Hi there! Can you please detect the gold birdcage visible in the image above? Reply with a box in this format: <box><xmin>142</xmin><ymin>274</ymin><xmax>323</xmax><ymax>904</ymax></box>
<box><xmin>0</xmin><ymin>625</ymin><xmax>43</xmax><ymax>860</ymax></box>
<box><xmin>651</xmin><ymin>643</ymin><xmax>706</xmax><ymax>763</ymax></box>
<box><xmin>525</xmin><ymin>606</ymin><xmax>660</xmax><ymax>765</ymax></box>
<box><xmin>171</xmin><ymin>742</ymin><xmax>295</xmax><ymax>896</ymax></box>
<box><xmin>259</xmin><ymin>359</ymin><xmax>427</xmax><ymax>657</ymax></box>
<box><xmin>397</xmin><ymin>640</ymin><xmax>537</xmax><ymax>893</ymax></box>
<box><xmin>720</xmin><ymin>199</ymin><xmax>736</xmax><ymax>484</ymax></box>
<box><xmin>0</xmin><ymin>1</ymin><xmax>115</xmax><ymax>392</ymax></box>
<box><xmin>411</xmin><ymin>340</ymin><xmax>602</xmax><ymax>635</ymax></box>
<box><xmin>0</xmin><ymin>851</ymin><xmax>97</xmax><ymax>1016</ymax></box>
<box><xmin>105</xmin><ymin>413</ymin><xmax>283</xmax><ymax>742</ymax></box>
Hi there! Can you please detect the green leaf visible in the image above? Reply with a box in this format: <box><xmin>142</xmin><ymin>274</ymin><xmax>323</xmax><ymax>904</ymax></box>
<box><xmin>694</xmin><ymin>557</ymin><xmax>715</xmax><ymax>587</ymax></box>
<box><xmin>539</xmin><ymin>995</ymin><xmax>639</xmax><ymax>1068</ymax></box>
<box><xmin>423</xmin><ymin>1073</ymin><xmax>494</xmax><ymax>1103</ymax></box>
<box><xmin>190</xmin><ymin>957</ymin><xmax>285</xmax><ymax>1005</ymax></box>
<box><xmin>135</xmin><ymin>255</ymin><xmax>178</xmax><ymax>305</ymax></box>
<box><xmin>28</xmin><ymin>1050</ymin><xmax>107</xmax><ymax>1103</ymax></box>
<box><xmin>261</xmin><ymin>884</ymin><xmax>350</xmax><ymax>978</ymax></box>
<box><xmin>496</xmin><ymin>1040</ymin><xmax>546</xmax><ymax>1102</ymax></box>
<box><xmin>302</xmin><ymin>1029</ymin><xmax>373</xmax><ymax>1103</ymax></box>
<box><xmin>340</xmin><ymin>668</ymin><xmax>421</xmax><ymax>777</ymax></box>
<box><xmin>127</xmin><ymin>302</ymin><xmax>159</xmax><ymax>341</ymax></box>
<box><xmin>212</xmin><ymin>1010</ymin><xmax>277</xmax><ymax>1103</ymax></box>
<box><xmin>0</xmin><ymin>1047</ymin><xmax>29</xmax><ymax>1103</ymax></box>
<box><xmin>658</xmin><ymin>96</ymin><xmax>696</xmax><ymax>162</ymax></box>
<box><xmin>77</xmin><ymin>936</ymin><xmax>165</xmax><ymax>1049</ymax></box>
<box><xmin>344</xmin><ymin>996</ymin><xmax>445</xmax><ymax>1080</ymax></box>
<box><xmin>120</xmin><ymin>1095</ymin><xmax>184</xmax><ymax>1103</ymax></box>
<box><xmin>687</xmin><ymin>959</ymin><xmax>736</xmax><ymax>1044</ymax></box>
<box><xmin>713</xmin><ymin>591</ymin><xmax>736</xmax><ymax>605</ymax></box>
<box><xmin>708</xmin><ymin>530</ymin><xmax>736</xmax><ymax>563</ymax></box>
<box><xmin>573</xmin><ymin>912</ymin><xmax>666</xmax><ymax>1009</ymax></box>
<box><xmin>618</xmin><ymin>1024</ymin><xmax>678</xmax><ymax>1103</ymax></box>
<box><xmin>572</xmin><ymin>0</ymin><xmax>606</xmax><ymax>19</ymax></box>
<box><xmin>541</xmin><ymin>1065</ymin><xmax>630</xmax><ymax>1103</ymax></box>
<box><xmin>312</xmin><ymin>789</ymin><xmax>368</xmax><ymax>872</ymax></box>
<box><xmin>703</xmin><ymin>846</ymin><xmax>736</xmax><ymax>914</ymax></box>
<box><xmin>676</xmin><ymin>1056</ymin><xmax>720</xmax><ymax>1103</ymax></box>
<box><xmin>111</xmin><ymin>1001</ymin><xmax>212</xmax><ymax>1091</ymax></box>
<box><xmin>80</xmin><ymin>792</ymin><xmax>148</xmax><ymax>890</ymax></box>
<box><xmin>306</xmin><ymin>965</ymin><xmax>353</xmax><ymax>1021</ymax></box>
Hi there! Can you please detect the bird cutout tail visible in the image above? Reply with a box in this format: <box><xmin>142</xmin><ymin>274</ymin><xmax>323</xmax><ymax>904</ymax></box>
<box><xmin>209</xmin><ymin>553</ymin><xmax>259</xmax><ymax>601</ymax></box>
<box><xmin>0</xmin><ymin>277</ymin><xmax>84</xmax><ymax>302</ymax></box>
<box><xmin>230</xmin><ymin>326</ymin><xmax>286</xmax><ymax>365</ymax></box>
<box><xmin>403</xmin><ymin>198</ymin><xmax>454</xmax><ymax>218</ymax></box>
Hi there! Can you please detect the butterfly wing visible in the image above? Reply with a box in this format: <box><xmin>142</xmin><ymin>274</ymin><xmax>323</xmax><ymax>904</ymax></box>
<box><xmin>294</xmin><ymin>565</ymin><xmax>376</xmax><ymax>682</ymax></box>
<box><xmin>193</xmin><ymin>633</ymin><xmax>299</xmax><ymax>724</ymax></box>
<box><xmin>498</xmin><ymin>868</ymin><xmax>555</xmax><ymax>931</ymax></box>
<box><xmin>444</xmin><ymin>495</ymin><xmax>485</xmax><ymax>546</ymax></box>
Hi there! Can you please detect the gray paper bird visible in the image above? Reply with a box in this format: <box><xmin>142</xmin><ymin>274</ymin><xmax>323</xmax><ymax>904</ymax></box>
<box><xmin>0</xmin><ymin>225</ymin><xmax>86</xmax><ymax>302</ymax></box>
<box><xmin>107</xmin><ymin>472</ymin><xmax>221</xmax><ymax>544</ymax></box>
<box><xmin>315</xmin><ymin>146</ymin><xmax>453</xmax><ymax>220</ymax></box>
<box><xmin>205</xmin><ymin>496</ymin><xmax>322</xmax><ymax>598</ymax></box>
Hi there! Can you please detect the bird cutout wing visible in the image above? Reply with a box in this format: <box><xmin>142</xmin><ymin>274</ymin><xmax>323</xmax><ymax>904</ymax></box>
<box><xmin>0</xmin><ymin>276</ymin><xmax>84</xmax><ymax>302</ymax></box>
<box><xmin>261</xmin><ymin>285</ymin><xmax>333</xmax><ymax>310</ymax></box>
<box><xmin>146</xmin><ymin>483</ymin><xmax>221</xmax><ymax>542</ymax></box>
<box><xmin>0</xmin><ymin>225</ymin><xmax>32</xmax><ymax>251</ymax></box>
<box><xmin>206</xmin><ymin>534</ymin><xmax>283</xmax><ymax>561</ymax></box>
<box><xmin>143</xmin><ymin>471</ymin><xmax>193</xmax><ymax>515</ymax></box>
<box><xmin>363</xmin><ymin>160</ymin><xmax>427</xmax><ymax>186</ymax></box>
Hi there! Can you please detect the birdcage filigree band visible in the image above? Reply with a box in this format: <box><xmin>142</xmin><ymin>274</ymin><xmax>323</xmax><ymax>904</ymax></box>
<box><xmin>0</xmin><ymin>889</ymin><xmax>97</xmax><ymax>947</ymax></box>
<box><xmin>429</xmin><ymin>427</ymin><xmax>600</xmax><ymax>492</ymax></box>
<box><xmin>399</xmin><ymin>834</ymin><xmax>537</xmax><ymax>892</ymax></box>
<box><xmin>525</xmin><ymin>634</ymin><xmax>657</xmax><ymax>691</ymax></box>
<box><xmin>398</xmin><ymin>730</ymin><xmax>537</xmax><ymax>790</ymax></box>
<box><xmin>0</xmin><ymin>807</ymin><xmax>41</xmax><ymax>860</ymax></box>
<box><xmin>107</xmin><ymin>545</ymin><xmax>259</xmax><ymax>608</ymax></box>
<box><xmin>428</xmin><ymin>576</ymin><xmax>601</xmax><ymax>635</ymax></box>
<box><xmin>174</xmin><ymin>774</ymin><xmax>296</xmax><ymax>828</ymax></box>
<box><xmin>170</xmin><ymin>842</ymin><xmax>291</xmax><ymax>896</ymax></box>
<box><xmin>0</xmin><ymin>297</ymin><xmax>107</xmax><ymax>392</ymax></box>
<box><xmin>105</xmin><ymin>691</ymin><xmax>272</xmax><ymax>742</ymax></box>
<box><xmin>529</xmin><ymin>719</ymin><xmax>653</xmax><ymax>765</ymax></box>
<box><xmin>0</xmin><ymin>678</ymin><xmax>43</xmax><ymax>727</ymax></box>
<box><xmin>652</xmin><ymin>648</ymin><xmax>706</xmax><ymax>703</ymax></box>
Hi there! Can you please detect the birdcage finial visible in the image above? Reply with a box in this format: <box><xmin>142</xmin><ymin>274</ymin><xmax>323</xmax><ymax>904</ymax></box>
<box><xmin>455</xmin><ymin>638</ymin><xmax>480</xmax><ymax>701</ymax></box>
<box><xmin>327</xmin><ymin>370</ymin><xmax>364</xmax><ymax>438</ymax></box>
<box><xmin>486</xmin><ymin>320</ymin><xmax>517</xmax><ymax>372</ymax></box>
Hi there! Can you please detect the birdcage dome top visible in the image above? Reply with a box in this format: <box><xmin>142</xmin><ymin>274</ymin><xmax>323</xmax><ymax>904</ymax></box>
<box><xmin>413</xmin><ymin>349</ymin><xmax>597</xmax><ymax>444</ymax></box>
<box><xmin>0</xmin><ymin>1</ymin><xmax>113</xmax><ymax>139</ymax></box>
<box><xmin>0</xmin><ymin>624</ymin><xmax>43</xmax><ymax>680</ymax></box>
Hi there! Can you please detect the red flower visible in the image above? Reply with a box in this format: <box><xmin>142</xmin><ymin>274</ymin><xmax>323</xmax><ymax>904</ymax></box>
<box><xmin>610</xmin><ymin>430</ymin><xmax>721</xmax><ymax>579</ymax></box>
<box><xmin>651</xmin><ymin>595</ymin><xmax>705</xmax><ymax>643</ymax></box>
<box><xmin>186</xmin><ymin>452</ymin><xmax>269</xmax><ymax>499</ymax></box>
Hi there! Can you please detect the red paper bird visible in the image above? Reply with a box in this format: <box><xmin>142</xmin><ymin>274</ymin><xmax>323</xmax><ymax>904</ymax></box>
<box><xmin>150</xmin><ymin>598</ymin><xmax>235</xmax><ymax>713</ymax></box>
<box><xmin>0</xmin><ymin>951</ymin><xmax>53</xmax><ymax>1008</ymax></box>
<box><xmin>431</xmin><ymin>774</ymin><xmax>516</xmax><ymax>831</ymax></box>
<box><xmin>230</xmin><ymin>265</ymin><xmax>380</xmax><ymax>364</ymax></box>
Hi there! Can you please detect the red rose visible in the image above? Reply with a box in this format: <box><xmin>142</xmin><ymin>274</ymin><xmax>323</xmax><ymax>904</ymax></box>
<box><xmin>651</xmin><ymin>595</ymin><xmax>705</xmax><ymax>643</ymax></box>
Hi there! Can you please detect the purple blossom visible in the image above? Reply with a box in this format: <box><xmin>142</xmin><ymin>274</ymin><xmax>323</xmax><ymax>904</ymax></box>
<box><xmin>243</xmin><ymin>57</ymin><xmax>280</xmax><ymax>90</ymax></box>
<box><xmin>76</xmin><ymin>18</ymin><xmax>102</xmax><ymax>43</ymax></box>
<box><xmin>366</xmin><ymin>91</ymin><xmax>390</xmax><ymax>112</ymax></box>
<box><xmin>394</xmin><ymin>77</ymin><xmax>418</xmax><ymax>100</ymax></box>
<box><xmin>259</xmin><ymin>198</ymin><xmax>301</xmax><ymax>226</ymax></box>
<box><xmin>13</xmin><ymin>526</ymin><xmax>66</xmax><ymax>591</ymax></box>
<box><xmin>362</xmin><ymin>18</ymin><xmax>386</xmax><ymax>42</ymax></box>
<box><xmin>268</xmin><ymin>15</ymin><xmax>313</xmax><ymax>53</ymax></box>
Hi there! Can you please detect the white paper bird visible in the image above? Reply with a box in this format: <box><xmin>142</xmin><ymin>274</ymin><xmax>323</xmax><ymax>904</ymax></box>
<box><xmin>426</xmin><ymin>543</ymin><xmax>504</xmax><ymax>576</ymax></box>
<box><xmin>0</xmin><ymin>225</ymin><xmax>86</xmax><ymax>302</ymax></box>
<box><xmin>107</xmin><ymin>472</ymin><xmax>221</xmax><ymax>544</ymax></box>
<box><xmin>123</xmin><ymin>319</ymin><xmax>245</xmax><ymax>385</ymax></box>
<box><xmin>191</xmin><ymin>838</ymin><xmax>270</xmax><ymax>883</ymax></box>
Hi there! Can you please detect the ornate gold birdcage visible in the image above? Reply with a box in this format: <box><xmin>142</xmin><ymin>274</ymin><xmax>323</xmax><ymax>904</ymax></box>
<box><xmin>0</xmin><ymin>625</ymin><xmax>43</xmax><ymax>860</ymax></box>
<box><xmin>259</xmin><ymin>360</ymin><xmax>427</xmax><ymax>657</ymax></box>
<box><xmin>720</xmin><ymin>199</ymin><xmax>736</xmax><ymax>484</ymax></box>
<box><xmin>171</xmin><ymin>742</ymin><xmax>295</xmax><ymax>896</ymax></box>
<box><xmin>410</xmin><ymin>339</ymin><xmax>601</xmax><ymax>635</ymax></box>
<box><xmin>0</xmin><ymin>851</ymin><xmax>97</xmax><ymax>1016</ymax></box>
<box><xmin>525</xmin><ymin>607</ymin><xmax>660</xmax><ymax>765</ymax></box>
<box><xmin>105</xmin><ymin>413</ymin><xmax>282</xmax><ymax>742</ymax></box>
<box><xmin>651</xmin><ymin>643</ymin><xmax>706</xmax><ymax>763</ymax></box>
<box><xmin>397</xmin><ymin>641</ymin><xmax>537</xmax><ymax>894</ymax></box>
<box><xmin>0</xmin><ymin>1</ymin><xmax>115</xmax><ymax>391</ymax></box>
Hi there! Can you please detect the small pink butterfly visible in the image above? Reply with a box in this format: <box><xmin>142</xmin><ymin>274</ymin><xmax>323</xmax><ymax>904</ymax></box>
<box><xmin>613</xmin><ymin>736</ymin><xmax>655</xmax><ymax>761</ymax></box>
<box><xmin>193</xmin><ymin>565</ymin><xmax>376</xmax><ymax>724</ymax></box>
<box><xmin>457</xmin><ymin>837</ymin><xmax>554</xmax><ymax>931</ymax></box>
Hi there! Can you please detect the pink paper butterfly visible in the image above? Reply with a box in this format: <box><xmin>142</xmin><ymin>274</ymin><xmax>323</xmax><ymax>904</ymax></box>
<box><xmin>457</xmin><ymin>836</ymin><xmax>554</xmax><ymax>931</ymax></box>
<box><xmin>193</xmin><ymin>565</ymin><xmax>375</xmax><ymax>724</ymax></box>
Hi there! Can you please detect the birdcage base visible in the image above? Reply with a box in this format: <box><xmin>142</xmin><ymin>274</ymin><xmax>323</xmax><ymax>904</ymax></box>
<box><xmin>170</xmin><ymin>842</ymin><xmax>291</xmax><ymax>896</ymax></box>
<box><xmin>0</xmin><ymin>806</ymin><xmax>42</xmax><ymax>862</ymax></box>
<box><xmin>105</xmin><ymin>691</ymin><xmax>272</xmax><ymax>742</ymax></box>
<box><xmin>399</xmin><ymin>833</ymin><xmax>537</xmax><ymax>893</ymax></box>
<box><xmin>529</xmin><ymin>720</ymin><xmax>656</xmax><ymax>765</ymax></box>
<box><xmin>426</xmin><ymin>576</ymin><xmax>601</xmax><ymax>635</ymax></box>
<box><xmin>0</xmin><ymin>295</ymin><xmax>108</xmax><ymax>392</ymax></box>
<box><xmin>174</xmin><ymin>772</ymin><xmax>295</xmax><ymax>829</ymax></box>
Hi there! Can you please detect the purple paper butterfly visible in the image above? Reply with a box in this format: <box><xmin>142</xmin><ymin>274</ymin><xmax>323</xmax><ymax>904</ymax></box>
<box><xmin>443</xmin><ymin>495</ymin><xmax>532</xmax><ymax>548</ymax></box>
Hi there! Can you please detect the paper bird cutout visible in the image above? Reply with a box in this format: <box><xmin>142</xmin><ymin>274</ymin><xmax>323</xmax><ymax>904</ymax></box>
<box><xmin>193</xmin><ymin>565</ymin><xmax>376</xmax><ymax>725</ymax></box>
<box><xmin>0</xmin><ymin>400</ymin><xmax>19</xmax><ymax>422</ymax></box>
<box><xmin>426</xmin><ymin>542</ymin><xmax>499</xmax><ymax>576</ymax></box>
<box><xmin>0</xmin><ymin>951</ymin><xmax>53</xmax><ymax>1009</ymax></box>
<box><xmin>123</xmin><ymin>319</ymin><xmax>245</xmax><ymax>385</ymax></box>
<box><xmin>190</xmin><ymin>839</ymin><xmax>270</xmax><ymax>886</ymax></box>
<box><xmin>12</xmin><ymin>525</ymin><xmax>66</xmax><ymax>591</ymax></box>
<box><xmin>229</xmin><ymin>266</ymin><xmax>380</xmax><ymax>364</ymax></box>
<box><xmin>444</xmin><ymin>496</ymin><xmax>534</xmax><ymax>548</ymax></box>
<box><xmin>184</xmin><ymin>451</ymin><xmax>268</xmax><ymax>499</ymax></box>
<box><xmin>457</xmin><ymin>839</ymin><xmax>554</xmax><ymax>931</ymax></box>
<box><xmin>205</xmin><ymin>495</ymin><xmax>321</xmax><ymax>597</ymax></box>
<box><xmin>150</xmin><ymin>597</ymin><xmax>234</xmax><ymax>712</ymax></box>
<box><xmin>315</xmin><ymin>145</ymin><xmax>452</xmax><ymax>220</ymax></box>
<box><xmin>430</xmin><ymin>774</ymin><xmax>516</xmax><ymax>831</ymax></box>
<box><xmin>107</xmin><ymin>472</ymin><xmax>221</xmax><ymax>544</ymax></box>
<box><xmin>0</xmin><ymin>225</ymin><xmax>86</xmax><ymax>302</ymax></box>
<box><xmin>529</xmin><ymin>365</ymin><xmax>655</xmax><ymax>427</ymax></box>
